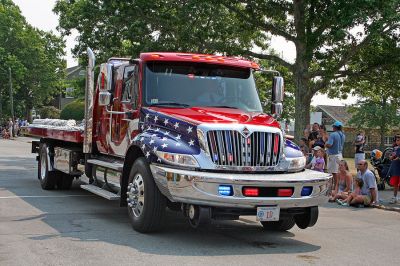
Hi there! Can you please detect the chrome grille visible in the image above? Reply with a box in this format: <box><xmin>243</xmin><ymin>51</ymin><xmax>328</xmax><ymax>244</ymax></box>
<box><xmin>206</xmin><ymin>130</ymin><xmax>281</xmax><ymax>167</ymax></box>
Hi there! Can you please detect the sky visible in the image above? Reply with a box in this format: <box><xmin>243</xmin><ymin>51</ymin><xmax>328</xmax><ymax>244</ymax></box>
<box><xmin>12</xmin><ymin>0</ymin><xmax>357</xmax><ymax>106</ymax></box>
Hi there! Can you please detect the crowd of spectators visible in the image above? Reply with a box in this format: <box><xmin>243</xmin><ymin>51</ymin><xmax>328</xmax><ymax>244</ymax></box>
<box><xmin>0</xmin><ymin>118</ymin><xmax>27</xmax><ymax>139</ymax></box>
<box><xmin>300</xmin><ymin>121</ymin><xmax>383</xmax><ymax>207</ymax></box>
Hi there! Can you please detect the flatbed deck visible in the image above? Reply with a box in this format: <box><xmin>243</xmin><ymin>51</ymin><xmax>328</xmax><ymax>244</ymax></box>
<box><xmin>26</xmin><ymin>119</ymin><xmax>84</xmax><ymax>143</ymax></box>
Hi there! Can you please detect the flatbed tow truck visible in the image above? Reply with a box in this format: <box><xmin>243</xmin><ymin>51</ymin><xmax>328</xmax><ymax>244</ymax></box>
<box><xmin>28</xmin><ymin>48</ymin><xmax>331</xmax><ymax>232</ymax></box>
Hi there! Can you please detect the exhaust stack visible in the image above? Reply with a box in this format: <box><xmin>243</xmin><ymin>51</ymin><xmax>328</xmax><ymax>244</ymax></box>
<box><xmin>83</xmin><ymin>48</ymin><xmax>95</xmax><ymax>153</ymax></box>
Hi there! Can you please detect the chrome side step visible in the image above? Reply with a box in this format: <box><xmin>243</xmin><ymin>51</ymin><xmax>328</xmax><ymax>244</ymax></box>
<box><xmin>87</xmin><ymin>159</ymin><xmax>123</xmax><ymax>172</ymax></box>
<box><xmin>81</xmin><ymin>184</ymin><xmax>120</xmax><ymax>200</ymax></box>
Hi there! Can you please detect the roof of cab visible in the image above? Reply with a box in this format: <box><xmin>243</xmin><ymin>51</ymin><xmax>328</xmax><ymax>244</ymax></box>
<box><xmin>139</xmin><ymin>52</ymin><xmax>260</xmax><ymax>69</ymax></box>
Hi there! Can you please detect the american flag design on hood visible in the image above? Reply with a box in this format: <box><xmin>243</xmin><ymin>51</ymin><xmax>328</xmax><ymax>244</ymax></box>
<box><xmin>133</xmin><ymin>108</ymin><xmax>200</xmax><ymax>163</ymax></box>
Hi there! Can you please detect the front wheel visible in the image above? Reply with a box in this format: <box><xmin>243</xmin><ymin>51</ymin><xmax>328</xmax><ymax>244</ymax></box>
<box><xmin>261</xmin><ymin>217</ymin><xmax>296</xmax><ymax>231</ymax></box>
<box><xmin>126</xmin><ymin>158</ymin><xmax>166</xmax><ymax>233</ymax></box>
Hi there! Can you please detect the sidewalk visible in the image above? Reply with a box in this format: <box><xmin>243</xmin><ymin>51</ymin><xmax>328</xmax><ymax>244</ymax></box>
<box><xmin>373</xmin><ymin>188</ymin><xmax>400</xmax><ymax>213</ymax></box>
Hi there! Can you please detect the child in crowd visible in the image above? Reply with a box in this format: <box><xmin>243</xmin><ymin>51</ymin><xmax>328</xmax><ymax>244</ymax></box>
<box><xmin>337</xmin><ymin>178</ymin><xmax>364</xmax><ymax>206</ymax></box>
<box><xmin>309</xmin><ymin>146</ymin><xmax>325</xmax><ymax>172</ymax></box>
<box><xmin>312</xmin><ymin>148</ymin><xmax>325</xmax><ymax>172</ymax></box>
<box><xmin>389</xmin><ymin>135</ymin><xmax>400</xmax><ymax>204</ymax></box>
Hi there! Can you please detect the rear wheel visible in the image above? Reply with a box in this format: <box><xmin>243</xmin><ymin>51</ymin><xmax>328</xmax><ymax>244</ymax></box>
<box><xmin>126</xmin><ymin>158</ymin><xmax>166</xmax><ymax>233</ymax></box>
<box><xmin>38</xmin><ymin>144</ymin><xmax>56</xmax><ymax>190</ymax></box>
<box><xmin>261</xmin><ymin>217</ymin><xmax>295</xmax><ymax>231</ymax></box>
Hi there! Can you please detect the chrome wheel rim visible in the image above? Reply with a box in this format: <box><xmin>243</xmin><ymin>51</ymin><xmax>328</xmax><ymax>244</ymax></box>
<box><xmin>40</xmin><ymin>153</ymin><xmax>46</xmax><ymax>180</ymax></box>
<box><xmin>127</xmin><ymin>174</ymin><xmax>145</xmax><ymax>217</ymax></box>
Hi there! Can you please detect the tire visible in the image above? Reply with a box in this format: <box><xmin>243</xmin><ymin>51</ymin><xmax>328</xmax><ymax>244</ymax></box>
<box><xmin>126</xmin><ymin>158</ymin><xmax>166</xmax><ymax>233</ymax></box>
<box><xmin>295</xmin><ymin>207</ymin><xmax>319</xmax><ymax>229</ymax></box>
<box><xmin>261</xmin><ymin>217</ymin><xmax>296</xmax><ymax>231</ymax></box>
<box><xmin>38</xmin><ymin>144</ymin><xmax>56</xmax><ymax>190</ymax></box>
<box><xmin>57</xmin><ymin>173</ymin><xmax>74</xmax><ymax>190</ymax></box>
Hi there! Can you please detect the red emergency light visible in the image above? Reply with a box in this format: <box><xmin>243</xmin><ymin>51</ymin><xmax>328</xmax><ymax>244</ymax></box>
<box><xmin>243</xmin><ymin>187</ymin><xmax>259</xmax><ymax>197</ymax></box>
<box><xmin>277</xmin><ymin>188</ymin><xmax>293</xmax><ymax>197</ymax></box>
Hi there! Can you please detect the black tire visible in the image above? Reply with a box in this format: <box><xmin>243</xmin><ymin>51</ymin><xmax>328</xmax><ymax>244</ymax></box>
<box><xmin>261</xmin><ymin>217</ymin><xmax>296</xmax><ymax>231</ymax></box>
<box><xmin>57</xmin><ymin>173</ymin><xmax>74</xmax><ymax>190</ymax></box>
<box><xmin>126</xmin><ymin>158</ymin><xmax>166</xmax><ymax>233</ymax></box>
<box><xmin>38</xmin><ymin>144</ymin><xmax>56</xmax><ymax>190</ymax></box>
<box><xmin>295</xmin><ymin>207</ymin><xmax>319</xmax><ymax>229</ymax></box>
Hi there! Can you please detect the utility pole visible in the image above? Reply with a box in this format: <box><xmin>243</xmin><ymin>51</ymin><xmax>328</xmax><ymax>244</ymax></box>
<box><xmin>9</xmin><ymin>67</ymin><xmax>15</xmax><ymax>136</ymax></box>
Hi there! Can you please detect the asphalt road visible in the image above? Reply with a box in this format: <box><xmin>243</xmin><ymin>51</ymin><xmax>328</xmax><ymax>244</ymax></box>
<box><xmin>0</xmin><ymin>138</ymin><xmax>399</xmax><ymax>266</ymax></box>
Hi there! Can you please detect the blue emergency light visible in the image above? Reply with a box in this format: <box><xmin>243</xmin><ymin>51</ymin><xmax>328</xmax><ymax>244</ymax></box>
<box><xmin>218</xmin><ymin>185</ymin><xmax>233</xmax><ymax>196</ymax></box>
<box><xmin>301</xmin><ymin>186</ymin><xmax>313</xmax><ymax>196</ymax></box>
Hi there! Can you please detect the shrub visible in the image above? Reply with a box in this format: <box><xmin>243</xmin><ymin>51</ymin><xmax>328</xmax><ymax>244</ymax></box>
<box><xmin>39</xmin><ymin>106</ymin><xmax>61</xmax><ymax>119</ymax></box>
<box><xmin>60</xmin><ymin>99</ymin><xmax>85</xmax><ymax>120</ymax></box>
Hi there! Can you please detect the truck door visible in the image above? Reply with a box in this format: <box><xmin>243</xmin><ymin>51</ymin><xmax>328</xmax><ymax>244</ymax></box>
<box><xmin>109</xmin><ymin>64</ymin><xmax>140</xmax><ymax>157</ymax></box>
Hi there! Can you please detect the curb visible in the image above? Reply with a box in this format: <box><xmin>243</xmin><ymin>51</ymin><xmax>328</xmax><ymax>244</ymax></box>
<box><xmin>372</xmin><ymin>204</ymin><xmax>400</xmax><ymax>213</ymax></box>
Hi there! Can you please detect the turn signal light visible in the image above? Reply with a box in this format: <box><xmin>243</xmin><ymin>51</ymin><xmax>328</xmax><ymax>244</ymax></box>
<box><xmin>243</xmin><ymin>187</ymin><xmax>259</xmax><ymax>197</ymax></box>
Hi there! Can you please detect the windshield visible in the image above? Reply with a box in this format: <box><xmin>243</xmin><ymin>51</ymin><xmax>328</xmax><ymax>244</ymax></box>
<box><xmin>144</xmin><ymin>62</ymin><xmax>263</xmax><ymax>112</ymax></box>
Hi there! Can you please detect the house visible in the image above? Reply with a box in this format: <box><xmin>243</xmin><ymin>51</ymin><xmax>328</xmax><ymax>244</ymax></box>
<box><xmin>53</xmin><ymin>65</ymin><xmax>84</xmax><ymax>109</ymax></box>
<box><xmin>315</xmin><ymin>105</ymin><xmax>399</xmax><ymax>157</ymax></box>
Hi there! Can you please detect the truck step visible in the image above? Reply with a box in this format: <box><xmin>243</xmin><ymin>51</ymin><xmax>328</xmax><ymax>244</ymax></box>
<box><xmin>80</xmin><ymin>184</ymin><xmax>120</xmax><ymax>200</ymax></box>
<box><xmin>87</xmin><ymin>159</ymin><xmax>123</xmax><ymax>172</ymax></box>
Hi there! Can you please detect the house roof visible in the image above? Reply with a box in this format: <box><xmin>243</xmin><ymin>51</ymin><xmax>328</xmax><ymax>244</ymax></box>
<box><xmin>66</xmin><ymin>65</ymin><xmax>83</xmax><ymax>80</ymax></box>
<box><xmin>316</xmin><ymin>105</ymin><xmax>353</xmax><ymax>126</ymax></box>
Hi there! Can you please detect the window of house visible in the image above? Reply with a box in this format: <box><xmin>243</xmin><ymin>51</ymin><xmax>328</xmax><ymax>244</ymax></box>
<box><xmin>384</xmin><ymin>136</ymin><xmax>394</xmax><ymax>146</ymax></box>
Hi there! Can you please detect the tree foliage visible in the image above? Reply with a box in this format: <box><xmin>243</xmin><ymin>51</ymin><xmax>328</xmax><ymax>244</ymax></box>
<box><xmin>39</xmin><ymin>106</ymin><xmax>61</xmax><ymax>119</ymax></box>
<box><xmin>54</xmin><ymin>0</ymin><xmax>266</xmax><ymax>63</ymax></box>
<box><xmin>0</xmin><ymin>0</ymin><xmax>66</xmax><ymax>120</ymax></box>
<box><xmin>55</xmin><ymin>0</ymin><xmax>400</xmax><ymax>139</ymax></box>
<box><xmin>346</xmin><ymin>35</ymin><xmax>400</xmax><ymax>149</ymax></box>
<box><xmin>60</xmin><ymin>99</ymin><xmax>85</xmax><ymax>120</ymax></box>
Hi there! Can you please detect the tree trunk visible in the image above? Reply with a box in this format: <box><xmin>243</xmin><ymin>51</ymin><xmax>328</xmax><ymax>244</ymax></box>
<box><xmin>293</xmin><ymin>69</ymin><xmax>312</xmax><ymax>141</ymax></box>
<box><xmin>379</xmin><ymin>97</ymin><xmax>387</xmax><ymax>150</ymax></box>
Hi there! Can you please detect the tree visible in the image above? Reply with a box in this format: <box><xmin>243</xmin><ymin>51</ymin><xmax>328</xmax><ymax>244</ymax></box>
<box><xmin>349</xmin><ymin>99</ymin><xmax>400</xmax><ymax>150</ymax></box>
<box><xmin>55</xmin><ymin>1</ymin><xmax>400</xmax><ymax>139</ymax></box>
<box><xmin>0</xmin><ymin>0</ymin><xmax>66</xmax><ymax>120</ymax></box>
<box><xmin>219</xmin><ymin>0</ymin><xmax>400</xmax><ymax>139</ymax></box>
<box><xmin>54</xmin><ymin>0</ymin><xmax>266</xmax><ymax>63</ymax></box>
<box><xmin>346</xmin><ymin>36</ymin><xmax>400</xmax><ymax>149</ymax></box>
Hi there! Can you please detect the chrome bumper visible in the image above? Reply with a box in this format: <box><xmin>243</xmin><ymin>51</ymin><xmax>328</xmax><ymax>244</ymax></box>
<box><xmin>150</xmin><ymin>165</ymin><xmax>332</xmax><ymax>209</ymax></box>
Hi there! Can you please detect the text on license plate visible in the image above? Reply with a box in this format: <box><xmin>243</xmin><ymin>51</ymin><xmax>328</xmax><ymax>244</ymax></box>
<box><xmin>256</xmin><ymin>206</ymin><xmax>280</xmax><ymax>221</ymax></box>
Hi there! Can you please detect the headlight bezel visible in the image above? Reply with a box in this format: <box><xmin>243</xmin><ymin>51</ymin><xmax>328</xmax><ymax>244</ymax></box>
<box><xmin>155</xmin><ymin>151</ymin><xmax>200</xmax><ymax>168</ymax></box>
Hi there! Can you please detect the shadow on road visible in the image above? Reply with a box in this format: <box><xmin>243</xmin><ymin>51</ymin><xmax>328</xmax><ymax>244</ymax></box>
<box><xmin>1</xmin><ymin>155</ymin><xmax>321</xmax><ymax>256</ymax></box>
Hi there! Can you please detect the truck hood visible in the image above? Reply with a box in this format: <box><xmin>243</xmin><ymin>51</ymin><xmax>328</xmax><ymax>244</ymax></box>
<box><xmin>148</xmin><ymin>106</ymin><xmax>280</xmax><ymax>128</ymax></box>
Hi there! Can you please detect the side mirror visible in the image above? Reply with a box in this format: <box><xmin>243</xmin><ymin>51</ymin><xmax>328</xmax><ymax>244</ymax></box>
<box><xmin>271</xmin><ymin>102</ymin><xmax>283</xmax><ymax>118</ymax></box>
<box><xmin>98</xmin><ymin>91</ymin><xmax>112</xmax><ymax>106</ymax></box>
<box><xmin>272</xmin><ymin>76</ymin><xmax>284</xmax><ymax>103</ymax></box>
<box><xmin>99</xmin><ymin>63</ymin><xmax>113</xmax><ymax>91</ymax></box>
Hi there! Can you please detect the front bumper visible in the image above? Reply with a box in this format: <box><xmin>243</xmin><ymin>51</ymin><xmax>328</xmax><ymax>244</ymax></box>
<box><xmin>150</xmin><ymin>165</ymin><xmax>332</xmax><ymax>209</ymax></box>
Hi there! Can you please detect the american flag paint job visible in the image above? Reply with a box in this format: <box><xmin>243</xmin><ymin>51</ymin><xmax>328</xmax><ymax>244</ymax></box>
<box><xmin>133</xmin><ymin>108</ymin><xmax>200</xmax><ymax>163</ymax></box>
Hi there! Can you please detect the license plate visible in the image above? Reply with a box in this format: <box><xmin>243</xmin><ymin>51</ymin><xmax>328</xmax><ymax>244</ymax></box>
<box><xmin>256</xmin><ymin>206</ymin><xmax>280</xmax><ymax>221</ymax></box>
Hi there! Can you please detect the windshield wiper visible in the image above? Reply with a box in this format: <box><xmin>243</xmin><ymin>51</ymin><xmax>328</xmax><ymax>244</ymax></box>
<box><xmin>205</xmin><ymin>105</ymin><xmax>238</xmax><ymax>109</ymax></box>
<box><xmin>149</xmin><ymin>102</ymin><xmax>190</xmax><ymax>107</ymax></box>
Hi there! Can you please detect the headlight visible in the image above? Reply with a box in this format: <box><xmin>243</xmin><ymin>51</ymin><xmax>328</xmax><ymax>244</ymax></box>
<box><xmin>197</xmin><ymin>129</ymin><xmax>210</xmax><ymax>155</ymax></box>
<box><xmin>286</xmin><ymin>156</ymin><xmax>306</xmax><ymax>172</ymax></box>
<box><xmin>275</xmin><ymin>156</ymin><xmax>306</xmax><ymax>172</ymax></box>
<box><xmin>156</xmin><ymin>151</ymin><xmax>199</xmax><ymax>167</ymax></box>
